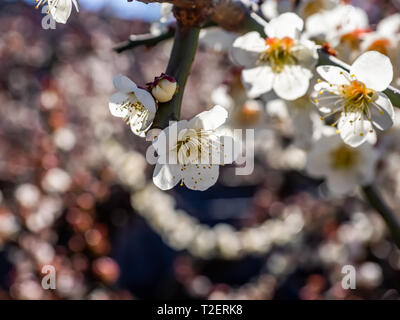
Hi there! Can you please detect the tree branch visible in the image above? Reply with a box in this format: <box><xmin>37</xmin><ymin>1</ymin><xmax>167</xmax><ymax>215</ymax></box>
<box><xmin>151</xmin><ymin>24</ymin><xmax>200</xmax><ymax>129</ymax></box>
<box><xmin>363</xmin><ymin>185</ymin><xmax>400</xmax><ymax>248</ymax></box>
<box><xmin>114</xmin><ymin>28</ymin><xmax>175</xmax><ymax>53</ymax></box>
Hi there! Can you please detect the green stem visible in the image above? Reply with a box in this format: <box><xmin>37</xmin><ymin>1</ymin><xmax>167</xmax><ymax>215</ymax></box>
<box><xmin>152</xmin><ymin>24</ymin><xmax>200</xmax><ymax>129</ymax></box>
<box><xmin>362</xmin><ymin>185</ymin><xmax>400</xmax><ymax>248</ymax></box>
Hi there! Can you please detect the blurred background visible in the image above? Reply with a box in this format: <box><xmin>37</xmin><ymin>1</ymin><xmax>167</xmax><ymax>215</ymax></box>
<box><xmin>1</xmin><ymin>0</ymin><xmax>400</xmax><ymax>300</ymax></box>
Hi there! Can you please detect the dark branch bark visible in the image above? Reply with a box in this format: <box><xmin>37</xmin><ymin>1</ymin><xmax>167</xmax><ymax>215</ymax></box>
<box><xmin>114</xmin><ymin>29</ymin><xmax>175</xmax><ymax>53</ymax></box>
<box><xmin>151</xmin><ymin>24</ymin><xmax>200</xmax><ymax>129</ymax></box>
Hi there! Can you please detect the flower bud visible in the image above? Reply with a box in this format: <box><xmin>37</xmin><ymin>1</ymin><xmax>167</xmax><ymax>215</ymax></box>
<box><xmin>147</xmin><ymin>74</ymin><xmax>177</xmax><ymax>103</ymax></box>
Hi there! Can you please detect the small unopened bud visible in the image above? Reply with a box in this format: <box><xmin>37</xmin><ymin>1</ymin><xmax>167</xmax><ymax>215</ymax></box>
<box><xmin>147</xmin><ymin>74</ymin><xmax>177</xmax><ymax>103</ymax></box>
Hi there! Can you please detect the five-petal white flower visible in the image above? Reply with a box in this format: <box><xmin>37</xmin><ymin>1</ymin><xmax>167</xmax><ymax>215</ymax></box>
<box><xmin>314</xmin><ymin>51</ymin><xmax>395</xmax><ymax>147</ymax></box>
<box><xmin>306</xmin><ymin>126</ymin><xmax>379</xmax><ymax>196</ymax></box>
<box><xmin>305</xmin><ymin>4</ymin><xmax>369</xmax><ymax>45</ymax></box>
<box><xmin>231</xmin><ymin>13</ymin><xmax>317</xmax><ymax>100</ymax></box>
<box><xmin>35</xmin><ymin>0</ymin><xmax>79</xmax><ymax>24</ymax></box>
<box><xmin>109</xmin><ymin>75</ymin><xmax>156</xmax><ymax>137</ymax></box>
<box><xmin>152</xmin><ymin>106</ymin><xmax>238</xmax><ymax>191</ymax></box>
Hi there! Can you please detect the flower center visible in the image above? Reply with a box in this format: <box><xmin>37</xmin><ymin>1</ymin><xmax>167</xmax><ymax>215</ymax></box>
<box><xmin>121</xmin><ymin>92</ymin><xmax>147</xmax><ymax>123</ymax></box>
<box><xmin>330</xmin><ymin>144</ymin><xmax>358</xmax><ymax>170</ymax></box>
<box><xmin>259</xmin><ymin>37</ymin><xmax>296</xmax><ymax>73</ymax></box>
<box><xmin>366</xmin><ymin>39</ymin><xmax>391</xmax><ymax>56</ymax></box>
<box><xmin>339</xmin><ymin>80</ymin><xmax>376</xmax><ymax>114</ymax></box>
<box><xmin>175</xmin><ymin>129</ymin><xmax>214</xmax><ymax>165</ymax></box>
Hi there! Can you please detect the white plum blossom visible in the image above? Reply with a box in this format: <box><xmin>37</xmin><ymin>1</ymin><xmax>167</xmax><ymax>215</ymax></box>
<box><xmin>109</xmin><ymin>75</ymin><xmax>156</xmax><ymax>137</ymax></box>
<box><xmin>374</xmin><ymin>14</ymin><xmax>400</xmax><ymax>39</ymax></box>
<box><xmin>314</xmin><ymin>51</ymin><xmax>395</xmax><ymax>147</ymax></box>
<box><xmin>232</xmin><ymin>13</ymin><xmax>317</xmax><ymax>100</ymax></box>
<box><xmin>152</xmin><ymin>106</ymin><xmax>238</xmax><ymax>191</ymax></box>
<box><xmin>306</xmin><ymin>127</ymin><xmax>379</xmax><ymax>196</ymax></box>
<box><xmin>35</xmin><ymin>0</ymin><xmax>79</xmax><ymax>24</ymax></box>
<box><xmin>360</xmin><ymin>14</ymin><xmax>400</xmax><ymax>56</ymax></box>
<box><xmin>360</xmin><ymin>15</ymin><xmax>400</xmax><ymax>83</ymax></box>
<box><xmin>305</xmin><ymin>4</ymin><xmax>369</xmax><ymax>45</ymax></box>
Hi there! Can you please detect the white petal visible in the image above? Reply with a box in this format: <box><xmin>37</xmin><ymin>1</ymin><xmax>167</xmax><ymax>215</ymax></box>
<box><xmin>211</xmin><ymin>86</ymin><xmax>234</xmax><ymax>109</ymax></box>
<box><xmin>130</xmin><ymin>110</ymin><xmax>155</xmax><ymax>137</ymax></box>
<box><xmin>153</xmin><ymin>120</ymin><xmax>189</xmax><ymax>158</ymax></box>
<box><xmin>326</xmin><ymin>170</ymin><xmax>358</xmax><ymax>196</ymax></box>
<box><xmin>316</xmin><ymin>66</ymin><xmax>351</xmax><ymax>85</ymax></box>
<box><xmin>188</xmin><ymin>105</ymin><xmax>228</xmax><ymax>131</ymax></box>
<box><xmin>377</xmin><ymin>14</ymin><xmax>400</xmax><ymax>36</ymax></box>
<box><xmin>314</xmin><ymin>94</ymin><xmax>343</xmax><ymax>113</ymax></box>
<box><xmin>306</xmin><ymin>148</ymin><xmax>330</xmax><ymax>178</ymax></box>
<box><xmin>273</xmin><ymin>65</ymin><xmax>312</xmax><ymax>101</ymax></box>
<box><xmin>242</xmin><ymin>66</ymin><xmax>274</xmax><ymax>98</ymax></box>
<box><xmin>231</xmin><ymin>32</ymin><xmax>266</xmax><ymax>68</ymax></box>
<box><xmin>113</xmin><ymin>74</ymin><xmax>137</xmax><ymax>93</ymax></box>
<box><xmin>133</xmin><ymin>87</ymin><xmax>157</xmax><ymax>114</ymax></box>
<box><xmin>109</xmin><ymin>92</ymin><xmax>129</xmax><ymax>118</ymax></box>
<box><xmin>351</xmin><ymin>51</ymin><xmax>393</xmax><ymax>91</ymax></box>
<box><xmin>265</xmin><ymin>13</ymin><xmax>304</xmax><ymax>39</ymax></box>
<box><xmin>338</xmin><ymin>113</ymin><xmax>372</xmax><ymax>147</ymax></box>
<box><xmin>153</xmin><ymin>163</ymin><xmax>181</xmax><ymax>190</ymax></box>
<box><xmin>305</xmin><ymin>12</ymin><xmax>329</xmax><ymax>39</ymax></box>
<box><xmin>370</xmin><ymin>93</ymin><xmax>395</xmax><ymax>131</ymax></box>
<box><xmin>49</xmin><ymin>0</ymin><xmax>72</xmax><ymax>23</ymax></box>
<box><xmin>266</xmin><ymin>99</ymin><xmax>289</xmax><ymax>118</ymax></box>
<box><xmin>182</xmin><ymin>165</ymin><xmax>219</xmax><ymax>191</ymax></box>
<box><xmin>214</xmin><ymin>134</ymin><xmax>240</xmax><ymax>165</ymax></box>
<box><xmin>313</xmin><ymin>82</ymin><xmax>342</xmax><ymax>113</ymax></box>
<box><xmin>291</xmin><ymin>41</ymin><xmax>318</xmax><ymax>69</ymax></box>
<box><xmin>306</xmin><ymin>134</ymin><xmax>341</xmax><ymax>177</ymax></box>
